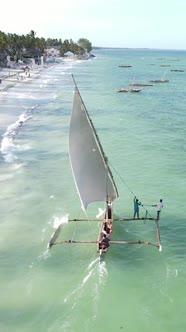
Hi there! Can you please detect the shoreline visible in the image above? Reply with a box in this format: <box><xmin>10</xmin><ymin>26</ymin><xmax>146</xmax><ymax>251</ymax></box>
<box><xmin>0</xmin><ymin>60</ymin><xmax>65</xmax><ymax>135</ymax></box>
<box><xmin>0</xmin><ymin>56</ymin><xmax>82</xmax><ymax>93</ymax></box>
<box><xmin>0</xmin><ymin>58</ymin><xmax>75</xmax><ymax>127</ymax></box>
<box><xmin>0</xmin><ymin>62</ymin><xmax>58</xmax><ymax>135</ymax></box>
<box><xmin>0</xmin><ymin>57</ymin><xmax>80</xmax><ymax>161</ymax></box>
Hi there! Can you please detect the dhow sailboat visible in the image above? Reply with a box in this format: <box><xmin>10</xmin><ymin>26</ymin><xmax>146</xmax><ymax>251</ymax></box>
<box><xmin>48</xmin><ymin>76</ymin><xmax>162</xmax><ymax>258</ymax></box>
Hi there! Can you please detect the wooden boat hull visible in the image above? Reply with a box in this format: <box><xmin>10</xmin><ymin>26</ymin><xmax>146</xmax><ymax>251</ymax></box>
<box><xmin>129</xmin><ymin>83</ymin><xmax>153</xmax><ymax>87</ymax></box>
<box><xmin>118</xmin><ymin>64</ymin><xmax>132</xmax><ymax>68</ymax></box>
<box><xmin>117</xmin><ymin>88</ymin><xmax>141</xmax><ymax>93</ymax></box>
<box><xmin>170</xmin><ymin>69</ymin><xmax>184</xmax><ymax>72</ymax></box>
<box><xmin>97</xmin><ymin>202</ymin><xmax>113</xmax><ymax>257</ymax></box>
<box><xmin>149</xmin><ymin>80</ymin><xmax>169</xmax><ymax>83</ymax></box>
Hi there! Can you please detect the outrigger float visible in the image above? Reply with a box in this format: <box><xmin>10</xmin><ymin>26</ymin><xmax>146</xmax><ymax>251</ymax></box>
<box><xmin>48</xmin><ymin>75</ymin><xmax>162</xmax><ymax>259</ymax></box>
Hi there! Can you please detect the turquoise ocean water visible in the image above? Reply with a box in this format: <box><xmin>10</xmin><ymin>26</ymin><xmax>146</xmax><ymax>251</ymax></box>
<box><xmin>0</xmin><ymin>48</ymin><xmax>185</xmax><ymax>332</ymax></box>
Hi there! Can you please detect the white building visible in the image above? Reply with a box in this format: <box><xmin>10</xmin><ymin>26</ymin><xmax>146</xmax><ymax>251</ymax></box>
<box><xmin>45</xmin><ymin>46</ymin><xmax>60</xmax><ymax>57</ymax></box>
<box><xmin>64</xmin><ymin>51</ymin><xmax>74</xmax><ymax>58</ymax></box>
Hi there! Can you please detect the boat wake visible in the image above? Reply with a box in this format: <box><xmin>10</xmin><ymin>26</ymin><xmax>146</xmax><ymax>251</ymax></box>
<box><xmin>61</xmin><ymin>256</ymin><xmax>108</xmax><ymax>331</ymax></box>
<box><xmin>36</xmin><ymin>249</ymin><xmax>51</xmax><ymax>263</ymax></box>
<box><xmin>64</xmin><ymin>256</ymin><xmax>107</xmax><ymax>305</ymax></box>
<box><xmin>0</xmin><ymin>104</ymin><xmax>39</xmax><ymax>162</ymax></box>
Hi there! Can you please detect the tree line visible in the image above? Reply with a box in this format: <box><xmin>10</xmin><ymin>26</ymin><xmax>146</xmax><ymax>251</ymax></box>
<box><xmin>0</xmin><ymin>30</ymin><xmax>92</xmax><ymax>60</ymax></box>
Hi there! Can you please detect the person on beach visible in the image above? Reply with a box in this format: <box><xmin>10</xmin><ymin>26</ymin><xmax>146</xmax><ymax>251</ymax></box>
<box><xmin>133</xmin><ymin>196</ymin><xmax>141</xmax><ymax>219</ymax></box>
<box><xmin>152</xmin><ymin>199</ymin><xmax>164</xmax><ymax>220</ymax></box>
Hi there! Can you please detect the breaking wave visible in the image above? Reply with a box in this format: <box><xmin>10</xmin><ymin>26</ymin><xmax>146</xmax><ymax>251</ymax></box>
<box><xmin>0</xmin><ymin>104</ymin><xmax>39</xmax><ymax>162</ymax></box>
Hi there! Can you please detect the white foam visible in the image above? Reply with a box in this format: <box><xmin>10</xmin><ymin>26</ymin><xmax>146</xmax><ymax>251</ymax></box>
<box><xmin>38</xmin><ymin>249</ymin><xmax>51</xmax><ymax>261</ymax></box>
<box><xmin>82</xmin><ymin>269</ymin><xmax>93</xmax><ymax>285</ymax></box>
<box><xmin>0</xmin><ymin>105</ymin><xmax>38</xmax><ymax>162</ymax></box>
<box><xmin>96</xmin><ymin>208</ymin><xmax>105</xmax><ymax>219</ymax></box>
<box><xmin>0</xmin><ymin>173</ymin><xmax>14</xmax><ymax>181</ymax></box>
<box><xmin>52</xmin><ymin>215</ymin><xmax>69</xmax><ymax>229</ymax></box>
<box><xmin>11</xmin><ymin>163</ymin><xmax>23</xmax><ymax>170</ymax></box>
<box><xmin>88</xmin><ymin>257</ymin><xmax>100</xmax><ymax>270</ymax></box>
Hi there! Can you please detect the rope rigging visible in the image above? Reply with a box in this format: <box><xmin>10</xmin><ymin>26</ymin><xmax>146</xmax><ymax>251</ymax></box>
<box><xmin>108</xmin><ymin>160</ymin><xmax>153</xmax><ymax>219</ymax></box>
<box><xmin>72</xmin><ymin>208</ymin><xmax>97</xmax><ymax>241</ymax></box>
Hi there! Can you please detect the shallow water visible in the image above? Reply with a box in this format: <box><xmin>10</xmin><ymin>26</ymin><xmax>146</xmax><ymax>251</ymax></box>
<box><xmin>0</xmin><ymin>49</ymin><xmax>186</xmax><ymax>332</ymax></box>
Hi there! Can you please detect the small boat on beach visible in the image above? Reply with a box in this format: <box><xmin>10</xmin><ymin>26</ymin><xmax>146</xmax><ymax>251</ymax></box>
<box><xmin>117</xmin><ymin>88</ymin><xmax>142</xmax><ymax>93</ymax></box>
<box><xmin>48</xmin><ymin>75</ymin><xmax>162</xmax><ymax>259</ymax></box>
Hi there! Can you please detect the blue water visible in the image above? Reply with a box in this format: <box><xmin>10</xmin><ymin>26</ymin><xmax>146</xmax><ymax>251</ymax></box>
<box><xmin>0</xmin><ymin>48</ymin><xmax>185</xmax><ymax>332</ymax></box>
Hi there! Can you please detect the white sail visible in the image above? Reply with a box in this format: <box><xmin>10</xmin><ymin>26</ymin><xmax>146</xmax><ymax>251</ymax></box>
<box><xmin>69</xmin><ymin>81</ymin><xmax>118</xmax><ymax>211</ymax></box>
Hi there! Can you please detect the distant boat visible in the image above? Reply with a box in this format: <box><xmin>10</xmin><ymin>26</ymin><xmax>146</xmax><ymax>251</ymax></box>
<box><xmin>117</xmin><ymin>88</ymin><xmax>141</xmax><ymax>93</ymax></box>
<box><xmin>149</xmin><ymin>71</ymin><xmax>169</xmax><ymax>83</ymax></box>
<box><xmin>48</xmin><ymin>75</ymin><xmax>162</xmax><ymax>258</ymax></box>
<box><xmin>118</xmin><ymin>64</ymin><xmax>132</xmax><ymax>68</ymax></box>
<box><xmin>170</xmin><ymin>69</ymin><xmax>184</xmax><ymax>72</ymax></box>
<box><xmin>149</xmin><ymin>79</ymin><xmax>169</xmax><ymax>83</ymax></box>
<box><xmin>129</xmin><ymin>83</ymin><xmax>153</xmax><ymax>87</ymax></box>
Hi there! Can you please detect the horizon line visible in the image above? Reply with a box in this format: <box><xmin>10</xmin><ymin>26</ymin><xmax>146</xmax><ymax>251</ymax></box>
<box><xmin>92</xmin><ymin>46</ymin><xmax>186</xmax><ymax>51</ymax></box>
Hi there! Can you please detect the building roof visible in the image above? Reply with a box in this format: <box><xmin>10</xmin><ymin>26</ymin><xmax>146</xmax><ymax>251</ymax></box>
<box><xmin>64</xmin><ymin>51</ymin><xmax>74</xmax><ymax>56</ymax></box>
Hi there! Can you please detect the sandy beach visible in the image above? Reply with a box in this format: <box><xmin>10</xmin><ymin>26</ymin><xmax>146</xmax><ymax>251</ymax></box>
<box><xmin>0</xmin><ymin>56</ymin><xmax>77</xmax><ymax>95</ymax></box>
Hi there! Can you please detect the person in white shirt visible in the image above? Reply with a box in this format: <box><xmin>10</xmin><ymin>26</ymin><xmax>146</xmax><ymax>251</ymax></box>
<box><xmin>152</xmin><ymin>199</ymin><xmax>164</xmax><ymax>220</ymax></box>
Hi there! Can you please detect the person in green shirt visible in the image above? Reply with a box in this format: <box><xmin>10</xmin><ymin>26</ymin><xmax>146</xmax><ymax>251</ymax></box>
<box><xmin>133</xmin><ymin>196</ymin><xmax>141</xmax><ymax>219</ymax></box>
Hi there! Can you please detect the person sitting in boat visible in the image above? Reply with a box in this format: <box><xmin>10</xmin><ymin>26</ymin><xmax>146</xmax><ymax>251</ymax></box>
<box><xmin>101</xmin><ymin>233</ymin><xmax>110</xmax><ymax>250</ymax></box>
<box><xmin>103</xmin><ymin>222</ymin><xmax>112</xmax><ymax>236</ymax></box>
<box><xmin>106</xmin><ymin>222</ymin><xmax>113</xmax><ymax>236</ymax></box>
<box><xmin>133</xmin><ymin>196</ymin><xmax>141</xmax><ymax>219</ymax></box>
<box><xmin>106</xmin><ymin>225</ymin><xmax>111</xmax><ymax>235</ymax></box>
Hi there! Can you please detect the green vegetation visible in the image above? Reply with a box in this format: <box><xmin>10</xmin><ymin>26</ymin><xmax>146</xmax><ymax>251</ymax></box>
<box><xmin>77</xmin><ymin>38</ymin><xmax>92</xmax><ymax>53</ymax></box>
<box><xmin>0</xmin><ymin>30</ymin><xmax>92</xmax><ymax>61</ymax></box>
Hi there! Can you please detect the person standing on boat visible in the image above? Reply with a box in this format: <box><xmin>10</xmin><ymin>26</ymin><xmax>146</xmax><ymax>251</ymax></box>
<box><xmin>152</xmin><ymin>199</ymin><xmax>164</xmax><ymax>220</ymax></box>
<box><xmin>133</xmin><ymin>196</ymin><xmax>141</xmax><ymax>219</ymax></box>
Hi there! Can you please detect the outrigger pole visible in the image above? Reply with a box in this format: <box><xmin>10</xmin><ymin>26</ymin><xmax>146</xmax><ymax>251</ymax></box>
<box><xmin>68</xmin><ymin>217</ymin><xmax>155</xmax><ymax>222</ymax></box>
<box><xmin>49</xmin><ymin>239</ymin><xmax>159</xmax><ymax>249</ymax></box>
<box><xmin>155</xmin><ymin>219</ymin><xmax>162</xmax><ymax>251</ymax></box>
<box><xmin>48</xmin><ymin>218</ymin><xmax>162</xmax><ymax>251</ymax></box>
